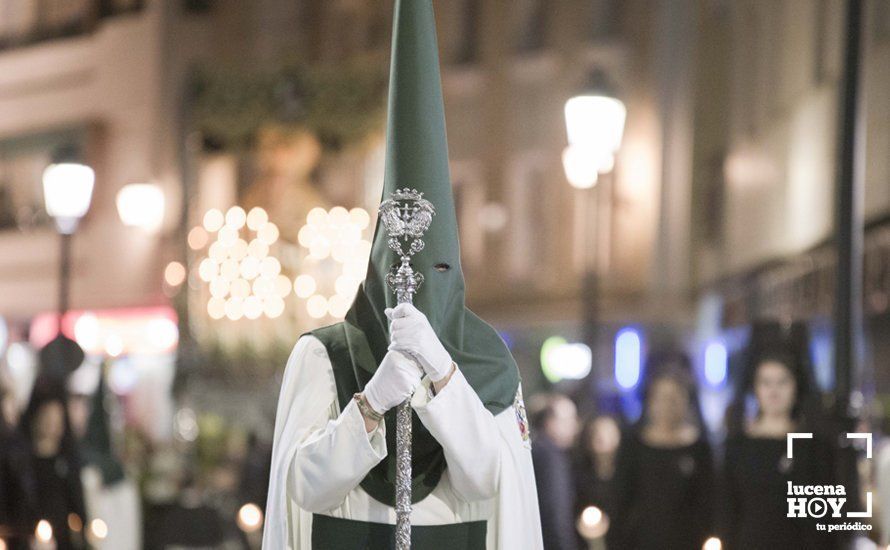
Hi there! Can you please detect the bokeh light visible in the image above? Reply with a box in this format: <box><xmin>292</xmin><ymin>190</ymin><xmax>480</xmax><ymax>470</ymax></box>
<box><xmin>203</xmin><ymin>209</ymin><xmax>224</xmax><ymax>232</ymax></box>
<box><xmin>294</xmin><ymin>206</ymin><xmax>372</xmax><ymax>319</ymax></box>
<box><xmin>90</xmin><ymin>518</ymin><xmax>108</xmax><ymax>540</ymax></box>
<box><xmin>260</xmin><ymin>257</ymin><xmax>281</xmax><ymax>278</ymax></box>
<box><xmin>258</xmin><ymin>222</ymin><xmax>280</xmax><ymax>244</ymax></box>
<box><xmin>218</xmin><ymin>225</ymin><xmax>238</xmax><ymax>246</ymax></box>
<box><xmin>264</xmin><ymin>296</ymin><xmax>286</xmax><ymax>318</ymax></box>
<box><xmin>164</xmin><ymin>261</ymin><xmax>186</xmax><ymax>287</ymax></box>
<box><xmin>207</xmin><ymin>297</ymin><xmax>226</xmax><ymax>319</ymax></box>
<box><xmin>35</xmin><ymin>519</ymin><xmax>53</xmax><ymax>543</ymax></box>
<box><xmin>67</xmin><ymin>513</ymin><xmax>83</xmax><ymax>533</ymax></box>
<box><xmin>248</xmin><ymin>239</ymin><xmax>269</xmax><ymax>258</ymax></box>
<box><xmin>576</xmin><ymin>505</ymin><xmax>610</xmax><ymax>540</ymax></box>
<box><xmin>197</xmin><ymin>205</ymin><xmax>372</xmax><ymax>322</ymax></box>
<box><xmin>244</xmin><ymin>296</ymin><xmax>263</xmax><ymax>319</ymax></box>
<box><xmin>349</xmin><ymin>207</ymin><xmax>371</xmax><ymax>229</ymax></box>
<box><xmin>225</xmin><ymin>298</ymin><xmax>244</xmax><ymax>320</ymax></box>
<box><xmin>237</xmin><ymin>503</ymin><xmax>264</xmax><ymax>533</ymax></box>
<box><xmin>209</xmin><ymin>278</ymin><xmax>229</xmax><ymax>298</ymax></box>
<box><xmin>225</xmin><ymin>206</ymin><xmax>246</xmax><ymax>228</ymax></box>
<box><xmin>294</xmin><ymin>275</ymin><xmax>316</xmax><ymax>298</ymax></box>
<box><xmin>230</xmin><ymin>278</ymin><xmax>250</xmax><ymax>299</ymax></box>
<box><xmin>197</xmin><ymin>206</ymin><xmax>294</xmax><ymax>321</ymax></box>
<box><xmin>615</xmin><ymin>328</ymin><xmax>642</xmax><ymax>390</ymax></box>
<box><xmin>246</xmin><ymin>207</ymin><xmax>269</xmax><ymax>230</ymax></box>
<box><xmin>307</xmin><ymin>295</ymin><xmax>328</xmax><ymax>318</ymax></box>
<box><xmin>239</xmin><ymin>256</ymin><xmax>261</xmax><ymax>280</ymax></box>
<box><xmin>188</xmin><ymin>226</ymin><xmax>209</xmax><ymax>250</ymax></box>
<box><xmin>704</xmin><ymin>341</ymin><xmax>728</xmax><ymax>387</ymax></box>
<box><xmin>199</xmin><ymin>258</ymin><xmax>218</xmax><ymax>282</ymax></box>
<box><xmin>274</xmin><ymin>275</ymin><xmax>292</xmax><ymax>298</ymax></box>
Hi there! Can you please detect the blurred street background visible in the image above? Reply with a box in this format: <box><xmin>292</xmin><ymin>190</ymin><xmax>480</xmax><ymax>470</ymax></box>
<box><xmin>1</xmin><ymin>0</ymin><xmax>890</xmax><ymax>549</ymax></box>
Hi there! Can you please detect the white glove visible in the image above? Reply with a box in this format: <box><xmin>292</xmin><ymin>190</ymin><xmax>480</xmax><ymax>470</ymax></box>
<box><xmin>363</xmin><ymin>350</ymin><xmax>423</xmax><ymax>415</ymax></box>
<box><xmin>385</xmin><ymin>303</ymin><xmax>453</xmax><ymax>382</ymax></box>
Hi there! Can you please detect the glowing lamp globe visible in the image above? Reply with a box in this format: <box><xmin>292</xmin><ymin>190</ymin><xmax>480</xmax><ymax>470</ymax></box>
<box><xmin>564</xmin><ymin>95</ymin><xmax>626</xmax><ymax>154</ymax></box>
<box><xmin>563</xmin><ymin>70</ymin><xmax>626</xmax><ymax>188</ymax></box>
<box><xmin>43</xmin><ymin>162</ymin><xmax>95</xmax><ymax>234</ymax></box>
<box><xmin>562</xmin><ymin>146</ymin><xmax>599</xmax><ymax>189</ymax></box>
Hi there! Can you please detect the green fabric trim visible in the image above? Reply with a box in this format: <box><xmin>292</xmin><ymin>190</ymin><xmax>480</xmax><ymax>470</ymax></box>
<box><xmin>311</xmin><ymin>513</ymin><xmax>487</xmax><ymax>550</ymax></box>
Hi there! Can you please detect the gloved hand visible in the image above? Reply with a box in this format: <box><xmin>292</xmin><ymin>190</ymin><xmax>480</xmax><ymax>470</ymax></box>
<box><xmin>385</xmin><ymin>303</ymin><xmax>453</xmax><ymax>382</ymax></box>
<box><xmin>363</xmin><ymin>350</ymin><xmax>423</xmax><ymax>415</ymax></box>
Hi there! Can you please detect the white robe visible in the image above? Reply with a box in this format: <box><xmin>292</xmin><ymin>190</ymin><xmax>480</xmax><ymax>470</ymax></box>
<box><xmin>263</xmin><ymin>335</ymin><xmax>543</xmax><ymax>549</ymax></box>
<box><xmin>81</xmin><ymin>468</ymin><xmax>142</xmax><ymax>550</ymax></box>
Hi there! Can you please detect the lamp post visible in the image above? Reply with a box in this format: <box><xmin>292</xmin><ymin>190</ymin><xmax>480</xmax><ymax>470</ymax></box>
<box><xmin>563</xmin><ymin>70</ymin><xmax>626</xmax><ymax>396</ymax></box>
<box><xmin>832</xmin><ymin>0</ymin><xmax>864</xmax><ymax>530</ymax></box>
<box><xmin>41</xmin><ymin>147</ymin><xmax>94</xmax><ymax>376</ymax></box>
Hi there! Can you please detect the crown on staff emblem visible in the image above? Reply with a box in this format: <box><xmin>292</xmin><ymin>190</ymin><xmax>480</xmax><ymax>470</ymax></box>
<box><xmin>379</xmin><ymin>188</ymin><xmax>436</xmax><ymax>304</ymax></box>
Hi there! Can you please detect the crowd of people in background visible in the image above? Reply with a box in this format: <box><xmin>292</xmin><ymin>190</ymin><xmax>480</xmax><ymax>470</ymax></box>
<box><xmin>1</xmin><ymin>374</ymin><xmax>87</xmax><ymax>549</ymax></box>
<box><xmin>0</xmin><ymin>355</ymin><xmax>266</xmax><ymax>550</ymax></box>
<box><xmin>0</xmin><ymin>320</ymin><xmax>871</xmax><ymax>550</ymax></box>
<box><xmin>0</xmin><ymin>336</ymin><xmax>144</xmax><ymax>550</ymax></box>
<box><xmin>531</xmin><ymin>322</ymin><xmax>850</xmax><ymax>550</ymax></box>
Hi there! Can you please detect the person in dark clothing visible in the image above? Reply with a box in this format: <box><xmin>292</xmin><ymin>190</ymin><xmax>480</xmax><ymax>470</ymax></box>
<box><xmin>722</xmin><ymin>324</ymin><xmax>837</xmax><ymax>550</ymax></box>
<box><xmin>610</xmin><ymin>352</ymin><xmax>715</xmax><ymax>550</ymax></box>
<box><xmin>239</xmin><ymin>432</ymin><xmax>272</xmax><ymax>511</ymax></box>
<box><xmin>0</xmin><ymin>385</ymin><xmax>38</xmax><ymax>550</ymax></box>
<box><xmin>20</xmin><ymin>376</ymin><xmax>87</xmax><ymax>550</ymax></box>
<box><xmin>530</xmin><ymin>393</ymin><xmax>580</xmax><ymax>550</ymax></box>
<box><xmin>573</xmin><ymin>414</ymin><xmax>621</xmax><ymax>521</ymax></box>
<box><xmin>724</xmin><ymin>433</ymin><xmax>834</xmax><ymax>549</ymax></box>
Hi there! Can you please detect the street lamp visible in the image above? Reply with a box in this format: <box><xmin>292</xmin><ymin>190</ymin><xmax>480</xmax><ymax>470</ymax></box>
<box><xmin>41</xmin><ymin>146</ymin><xmax>94</xmax><ymax>376</ymax></box>
<box><xmin>562</xmin><ymin>70</ymin><xmax>626</xmax><ymax>189</ymax></box>
<box><xmin>563</xmin><ymin>70</ymin><xmax>626</xmax><ymax>399</ymax></box>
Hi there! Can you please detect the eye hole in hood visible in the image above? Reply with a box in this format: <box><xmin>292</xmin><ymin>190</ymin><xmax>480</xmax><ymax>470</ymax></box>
<box><xmin>434</xmin><ymin>263</ymin><xmax>450</xmax><ymax>272</ymax></box>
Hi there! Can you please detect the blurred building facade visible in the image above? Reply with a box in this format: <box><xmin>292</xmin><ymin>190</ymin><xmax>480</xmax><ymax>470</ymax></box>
<box><xmin>0</xmin><ymin>1</ymin><xmax>170</xmax><ymax>320</ymax></box>
<box><xmin>2</xmin><ymin>0</ymin><xmax>889</xmax><ymax>412</ymax></box>
<box><xmin>691</xmin><ymin>0</ymin><xmax>890</xmax><ymax>395</ymax></box>
<box><xmin>694</xmin><ymin>0</ymin><xmax>890</xmax><ymax>282</ymax></box>
<box><xmin>6</xmin><ymin>2</ymin><xmax>890</xmax><ymax>547</ymax></box>
<box><xmin>0</xmin><ymin>0</ymin><xmax>783</xmax><ymax>401</ymax></box>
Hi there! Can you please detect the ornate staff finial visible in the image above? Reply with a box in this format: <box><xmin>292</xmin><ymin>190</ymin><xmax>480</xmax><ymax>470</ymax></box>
<box><xmin>379</xmin><ymin>188</ymin><xmax>436</xmax><ymax>304</ymax></box>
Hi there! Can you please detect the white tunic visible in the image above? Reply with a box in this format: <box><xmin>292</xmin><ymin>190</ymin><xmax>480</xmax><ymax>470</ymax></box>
<box><xmin>263</xmin><ymin>335</ymin><xmax>543</xmax><ymax>549</ymax></box>
<box><xmin>81</xmin><ymin>468</ymin><xmax>142</xmax><ymax>550</ymax></box>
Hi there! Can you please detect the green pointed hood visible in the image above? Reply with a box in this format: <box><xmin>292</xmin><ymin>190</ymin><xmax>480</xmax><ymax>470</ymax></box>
<box><xmin>310</xmin><ymin>0</ymin><xmax>519</xmax><ymax>507</ymax></box>
<box><xmin>345</xmin><ymin>0</ymin><xmax>519</xmax><ymax>414</ymax></box>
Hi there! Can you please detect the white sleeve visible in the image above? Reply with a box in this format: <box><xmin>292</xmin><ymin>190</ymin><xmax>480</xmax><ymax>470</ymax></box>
<box><xmin>413</xmin><ymin>374</ymin><xmax>544</xmax><ymax>549</ymax></box>
<box><xmin>263</xmin><ymin>336</ymin><xmax>387</xmax><ymax>548</ymax></box>
<box><xmin>411</xmin><ymin>368</ymin><xmax>501</xmax><ymax>502</ymax></box>
<box><xmin>489</xmin><ymin>384</ymin><xmax>543</xmax><ymax>550</ymax></box>
<box><xmin>286</xmin><ymin>336</ymin><xmax>388</xmax><ymax>512</ymax></box>
<box><xmin>290</xmin><ymin>400</ymin><xmax>388</xmax><ymax>513</ymax></box>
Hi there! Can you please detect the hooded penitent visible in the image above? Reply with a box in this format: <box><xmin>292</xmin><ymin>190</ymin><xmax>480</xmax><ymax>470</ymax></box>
<box><xmin>310</xmin><ymin>0</ymin><xmax>520</xmax><ymax>506</ymax></box>
<box><xmin>81</xmin><ymin>366</ymin><xmax>125</xmax><ymax>486</ymax></box>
